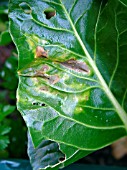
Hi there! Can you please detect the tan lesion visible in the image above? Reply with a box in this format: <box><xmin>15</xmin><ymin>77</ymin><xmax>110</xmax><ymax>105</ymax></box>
<box><xmin>39</xmin><ymin>86</ymin><xmax>48</xmax><ymax>91</ymax></box>
<box><xmin>60</xmin><ymin>59</ymin><xmax>90</xmax><ymax>74</ymax></box>
<box><xmin>35</xmin><ymin>70</ymin><xmax>60</xmax><ymax>85</ymax></box>
<box><xmin>36</xmin><ymin>46</ymin><xmax>48</xmax><ymax>58</ymax></box>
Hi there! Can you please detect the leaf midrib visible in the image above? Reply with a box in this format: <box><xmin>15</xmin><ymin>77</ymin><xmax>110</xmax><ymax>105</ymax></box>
<box><xmin>59</xmin><ymin>0</ymin><xmax>127</xmax><ymax>131</ymax></box>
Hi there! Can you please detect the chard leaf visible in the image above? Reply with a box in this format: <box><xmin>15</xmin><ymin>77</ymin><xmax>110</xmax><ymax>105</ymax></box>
<box><xmin>9</xmin><ymin>0</ymin><xmax>127</xmax><ymax>169</ymax></box>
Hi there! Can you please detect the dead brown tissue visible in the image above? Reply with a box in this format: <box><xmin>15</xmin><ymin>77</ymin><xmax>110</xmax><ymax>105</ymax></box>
<box><xmin>60</xmin><ymin>59</ymin><xmax>90</xmax><ymax>73</ymax></box>
<box><xmin>36</xmin><ymin>46</ymin><xmax>48</xmax><ymax>58</ymax></box>
<box><xmin>35</xmin><ymin>71</ymin><xmax>60</xmax><ymax>85</ymax></box>
<box><xmin>40</xmin><ymin>86</ymin><xmax>48</xmax><ymax>91</ymax></box>
<box><xmin>49</xmin><ymin>75</ymin><xmax>60</xmax><ymax>84</ymax></box>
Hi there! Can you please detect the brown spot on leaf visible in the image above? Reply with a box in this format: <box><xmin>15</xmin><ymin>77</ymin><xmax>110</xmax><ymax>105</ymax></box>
<box><xmin>49</xmin><ymin>75</ymin><xmax>60</xmax><ymax>85</ymax></box>
<box><xmin>36</xmin><ymin>46</ymin><xmax>48</xmax><ymax>58</ymax></box>
<box><xmin>35</xmin><ymin>71</ymin><xmax>49</xmax><ymax>79</ymax></box>
<box><xmin>35</xmin><ymin>71</ymin><xmax>59</xmax><ymax>85</ymax></box>
<box><xmin>61</xmin><ymin>59</ymin><xmax>90</xmax><ymax>73</ymax></box>
<box><xmin>40</xmin><ymin>86</ymin><xmax>48</xmax><ymax>91</ymax></box>
<box><xmin>41</xmin><ymin>65</ymin><xmax>49</xmax><ymax>72</ymax></box>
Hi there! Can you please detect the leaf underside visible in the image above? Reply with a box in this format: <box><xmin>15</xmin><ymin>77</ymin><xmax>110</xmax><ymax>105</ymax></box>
<box><xmin>9</xmin><ymin>0</ymin><xmax>127</xmax><ymax>169</ymax></box>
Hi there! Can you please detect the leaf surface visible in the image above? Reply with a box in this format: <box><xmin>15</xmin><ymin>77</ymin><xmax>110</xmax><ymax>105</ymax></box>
<box><xmin>9</xmin><ymin>0</ymin><xmax>127</xmax><ymax>169</ymax></box>
<box><xmin>28</xmin><ymin>133</ymin><xmax>65</xmax><ymax>170</ymax></box>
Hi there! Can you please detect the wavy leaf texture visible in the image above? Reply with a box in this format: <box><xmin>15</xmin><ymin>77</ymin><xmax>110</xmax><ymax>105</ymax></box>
<box><xmin>9</xmin><ymin>0</ymin><xmax>127</xmax><ymax>169</ymax></box>
<box><xmin>28</xmin><ymin>133</ymin><xmax>65</xmax><ymax>170</ymax></box>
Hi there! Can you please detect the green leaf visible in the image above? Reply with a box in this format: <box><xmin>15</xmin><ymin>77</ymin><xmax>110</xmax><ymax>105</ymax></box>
<box><xmin>9</xmin><ymin>0</ymin><xmax>127</xmax><ymax>169</ymax></box>
<box><xmin>0</xmin><ymin>56</ymin><xmax>18</xmax><ymax>90</ymax></box>
<box><xmin>0</xmin><ymin>104</ymin><xmax>14</xmax><ymax>150</ymax></box>
<box><xmin>0</xmin><ymin>30</ymin><xmax>12</xmax><ymax>46</ymax></box>
<box><xmin>0</xmin><ymin>0</ymin><xmax>8</xmax><ymax>14</ymax></box>
<box><xmin>0</xmin><ymin>0</ymin><xmax>11</xmax><ymax>45</ymax></box>
<box><xmin>0</xmin><ymin>104</ymin><xmax>15</xmax><ymax>122</ymax></box>
<box><xmin>0</xmin><ymin>124</ymin><xmax>11</xmax><ymax>151</ymax></box>
<box><xmin>28</xmin><ymin>131</ymin><xmax>91</xmax><ymax>170</ymax></box>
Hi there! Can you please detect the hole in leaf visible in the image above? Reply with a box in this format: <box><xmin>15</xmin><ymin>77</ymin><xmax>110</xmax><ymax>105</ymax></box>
<box><xmin>59</xmin><ymin>156</ymin><xmax>65</xmax><ymax>162</ymax></box>
<box><xmin>19</xmin><ymin>2</ymin><xmax>32</xmax><ymax>14</ymax></box>
<box><xmin>32</xmin><ymin>102</ymin><xmax>39</xmax><ymax>106</ymax></box>
<box><xmin>41</xmin><ymin>103</ymin><xmax>46</xmax><ymax>107</ymax></box>
<box><xmin>44</xmin><ymin>8</ymin><xmax>56</xmax><ymax>19</ymax></box>
<box><xmin>32</xmin><ymin>102</ymin><xmax>46</xmax><ymax>107</ymax></box>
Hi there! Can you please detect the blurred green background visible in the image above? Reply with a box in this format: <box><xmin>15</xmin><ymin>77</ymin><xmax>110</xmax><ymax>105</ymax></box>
<box><xmin>0</xmin><ymin>0</ymin><xmax>27</xmax><ymax>160</ymax></box>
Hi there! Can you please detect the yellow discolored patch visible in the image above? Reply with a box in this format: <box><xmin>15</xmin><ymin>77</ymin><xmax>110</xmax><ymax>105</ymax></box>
<box><xmin>26</xmin><ymin>34</ymin><xmax>49</xmax><ymax>58</ymax></box>
<box><xmin>74</xmin><ymin>91</ymin><xmax>90</xmax><ymax>114</ymax></box>
<box><xmin>74</xmin><ymin>107</ymin><xmax>83</xmax><ymax>114</ymax></box>
<box><xmin>78</xmin><ymin>91</ymin><xmax>90</xmax><ymax>104</ymax></box>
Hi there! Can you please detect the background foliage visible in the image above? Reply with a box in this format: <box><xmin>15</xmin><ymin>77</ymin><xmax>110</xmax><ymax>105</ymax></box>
<box><xmin>0</xmin><ymin>0</ymin><xmax>27</xmax><ymax>159</ymax></box>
